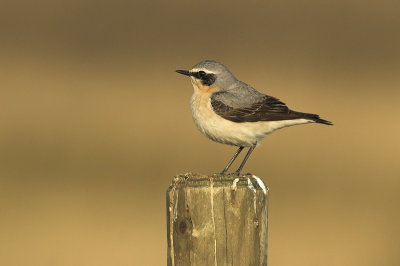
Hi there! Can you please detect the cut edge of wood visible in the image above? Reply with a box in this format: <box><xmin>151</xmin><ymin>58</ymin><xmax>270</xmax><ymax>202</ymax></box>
<box><xmin>169</xmin><ymin>172</ymin><xmax>269</xmax><ymax>193</ymax></box>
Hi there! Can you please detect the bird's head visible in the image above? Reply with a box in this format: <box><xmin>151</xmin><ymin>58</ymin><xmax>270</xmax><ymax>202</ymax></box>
<box><xmin>176</xmin><ymin>60</ymin><xmax>237</xmax><ymax>91</ymax></box>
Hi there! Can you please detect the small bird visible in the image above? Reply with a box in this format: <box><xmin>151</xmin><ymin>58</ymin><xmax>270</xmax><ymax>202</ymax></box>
<box><xmin>176</xmin><ymin>60</ymin><xmax>332</xmax><ymax>175</ymax></box>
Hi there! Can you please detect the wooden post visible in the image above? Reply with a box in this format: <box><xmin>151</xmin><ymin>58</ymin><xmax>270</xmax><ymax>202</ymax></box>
<box><xmin>167</xmin><ymin>173</ymin><xmax>269</xmax><ymax>266</ymax></box>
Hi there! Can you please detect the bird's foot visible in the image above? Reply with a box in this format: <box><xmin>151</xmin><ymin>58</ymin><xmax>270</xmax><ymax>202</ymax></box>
<box><xmin>216</xmin><ymin>171</ymin><xmax>229</xmax><ymax>176</ymax></box>
<box><xmin>222</xmin><ymin>171</ymin><xmax>243</xmax><ymax>177</ymax></box>
<box><xmin>214</xmin><ymin>171</ymin><xmax>235</xmax><ymax>176</ymax></box>
<box><xmin>230</xmin><ymin>171</ymin><xmax>253</xmax><ymax>177</ymax></box>
<box><xmin>232</xmin><ymin>171</ymin><xmax>241</xmax><ymax>176</ymax></box>
<box><xmin>215</xmin><ymin>171</ymin><xmax>252</xmax><ymax>177</ymax></box>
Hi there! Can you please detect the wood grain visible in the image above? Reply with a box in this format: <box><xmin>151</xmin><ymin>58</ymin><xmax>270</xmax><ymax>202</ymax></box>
<box><xmin>167</xmin><ymin>173</ymin><xmax>269</xmax><ymax>266</ymax></box>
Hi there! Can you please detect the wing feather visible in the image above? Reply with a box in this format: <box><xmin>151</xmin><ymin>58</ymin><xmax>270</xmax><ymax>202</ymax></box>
<box><xmin>211</xmin><ymin>91</ymin><xmax>311</xmax><ymax>123</ymax></box>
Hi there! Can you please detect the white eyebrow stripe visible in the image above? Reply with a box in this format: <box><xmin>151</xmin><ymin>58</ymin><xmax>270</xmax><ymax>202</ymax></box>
<box><xmin>190</xmin><ymin>68</ymin><xmax>213</xmax><ymax>74</ymax></box>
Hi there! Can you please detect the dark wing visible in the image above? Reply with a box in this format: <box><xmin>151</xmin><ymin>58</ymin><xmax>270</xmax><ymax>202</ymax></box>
<box><xmin>211</xmin><ymin>92</ymin><xmax>332</xmax><ymax>124</ymax></box>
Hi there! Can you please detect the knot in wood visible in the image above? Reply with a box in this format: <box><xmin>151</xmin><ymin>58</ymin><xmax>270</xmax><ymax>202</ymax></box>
<box><xmin>176</xmin><ymin>217</ymin><xmax>192</xmax><ymax>235</ymax></box>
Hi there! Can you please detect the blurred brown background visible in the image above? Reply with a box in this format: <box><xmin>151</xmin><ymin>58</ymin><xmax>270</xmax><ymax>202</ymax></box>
<box><xmin>1</xmin><ymin>0</ymin><xmax>399</xmax><ymax>265</ymax></box>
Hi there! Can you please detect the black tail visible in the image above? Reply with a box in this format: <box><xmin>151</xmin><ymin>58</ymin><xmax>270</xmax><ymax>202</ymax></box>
<box><xmin>292</xmin><ymin>111</ymin><xmax>333</xmax><ymax>125</ymax></box>
<box><xmin>312</xmin><ymin>116</ymin><xmax>333</xmax><ymax>125</ymax></box>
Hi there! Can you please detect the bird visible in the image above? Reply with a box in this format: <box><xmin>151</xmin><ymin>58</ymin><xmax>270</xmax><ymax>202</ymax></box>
<box><xmin>176</xmin><ymin>60</ymin><xmax>332</xmax><ymax>175</ymax></box>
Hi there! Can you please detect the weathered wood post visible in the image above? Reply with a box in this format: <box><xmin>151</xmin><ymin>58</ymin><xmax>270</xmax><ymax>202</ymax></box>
<box><xmin>167</xmin><ymin>173</ymin><xmax>269</xmax><ymax>266</ymax></box>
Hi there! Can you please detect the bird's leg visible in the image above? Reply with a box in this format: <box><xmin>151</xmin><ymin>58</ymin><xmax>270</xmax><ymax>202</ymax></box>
<box><xmin>220</xmin><ymin>146</ymin><xmax>244</xmax><ymax>175</ymax></box>
<box><xmin>233</xmin><ymin>144</ymin><xmax>256</xmax><ymax>176</ymax></box>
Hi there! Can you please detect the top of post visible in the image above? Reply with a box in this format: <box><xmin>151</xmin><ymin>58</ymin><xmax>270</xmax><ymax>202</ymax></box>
<box><xmin>169</xmin><ymin>173</ymin><xmax>268</xmax><ymax>194</ymax></box>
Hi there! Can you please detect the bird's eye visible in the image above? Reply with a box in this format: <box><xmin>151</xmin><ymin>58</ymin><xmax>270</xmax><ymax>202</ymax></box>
<box><xmin>198</xmin><ymin>71</ymin><xmax>206</xmax><ymax>77</ymax></box>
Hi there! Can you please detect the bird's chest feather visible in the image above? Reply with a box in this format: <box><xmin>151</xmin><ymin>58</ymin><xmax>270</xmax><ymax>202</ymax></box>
<box><xmin>189</xmin><ymin>90</ymin><xmax>256</xmax><ymax>146</ymax></box>
<box><xmin>190</xmin><ymin>90</ymin><xmax>218</xmax><ymax>135</ymax></box>
<box><xmin>189</xmin><ymin>80</ymin><xmax>221</xmax><ymax>130</ymax></box>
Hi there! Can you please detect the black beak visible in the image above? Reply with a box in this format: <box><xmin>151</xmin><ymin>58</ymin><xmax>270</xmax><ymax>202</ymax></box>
<box><xmin>175</xmin><ymin>70</ymin><xmax>191</xmax><ymax>76</ymax></box>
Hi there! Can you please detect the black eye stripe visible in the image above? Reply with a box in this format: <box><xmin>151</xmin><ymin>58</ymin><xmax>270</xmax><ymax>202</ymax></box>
<box><xmin>192</xmin><ymin>71</ymin><xmax>206</xmax><ymax>79</ymax></box>
<box><xmin>190</xmin><ymin>71</ymin><xmax>216</xmax><ymax>86</ymax></box>
<box><xmin>201</xmin><ymin>73</ymin><xmax>216</xmax><ymax>86</ymax></box>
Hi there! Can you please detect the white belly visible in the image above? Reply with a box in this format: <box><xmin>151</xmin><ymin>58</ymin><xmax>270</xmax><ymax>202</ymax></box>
<box><xmin>190</xmin><ymin>93</ymin><xmax>311</xmax><ymax>147</ymax></box>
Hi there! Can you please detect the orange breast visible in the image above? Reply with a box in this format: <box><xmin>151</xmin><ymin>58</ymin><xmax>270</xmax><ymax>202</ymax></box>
<box><xmin>193</xmin><ymin>80</ymin><xmax>220</xmax><ymax>94</ymax></box>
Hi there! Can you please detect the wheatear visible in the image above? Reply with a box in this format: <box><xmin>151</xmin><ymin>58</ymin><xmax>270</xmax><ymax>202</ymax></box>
<box><xmin>176</xmin><ymin>60</ymin><xmax>332</xmax><ymax>175</ymax></box>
